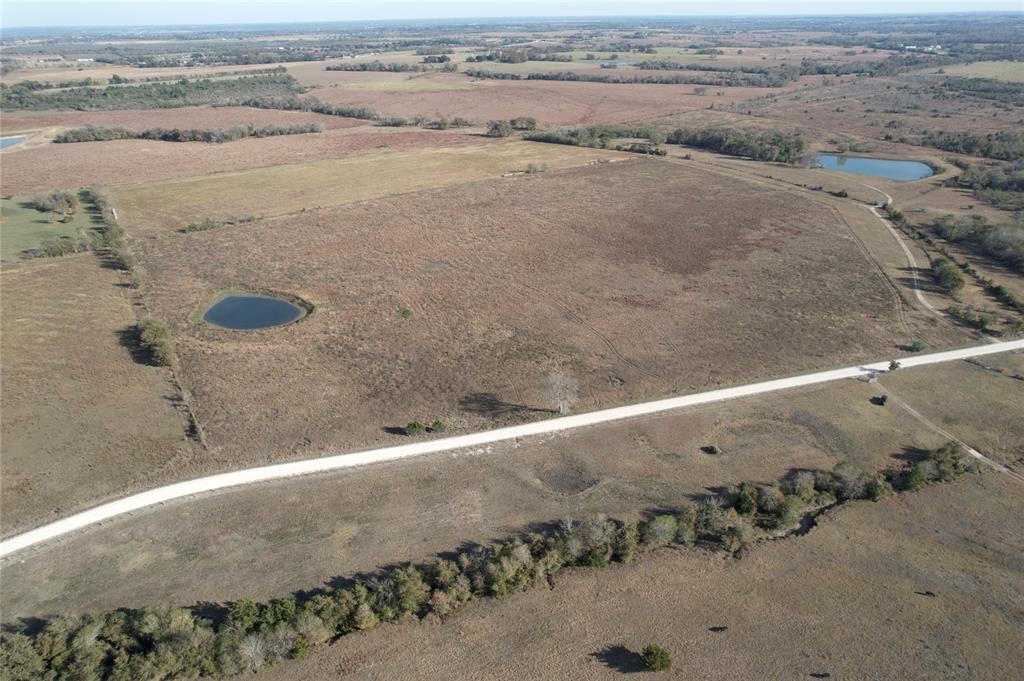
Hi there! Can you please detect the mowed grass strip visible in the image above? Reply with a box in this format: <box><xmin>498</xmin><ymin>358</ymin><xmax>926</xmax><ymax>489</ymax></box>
<box><xmin>110</xmin><ymin>140</ymin><xmax>633</xmax><ymax>231</ymax></box>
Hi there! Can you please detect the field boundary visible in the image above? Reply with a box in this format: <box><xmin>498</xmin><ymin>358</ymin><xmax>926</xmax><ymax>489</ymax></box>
<box><xmin>2</xmin><ymin>339</ymin><xmax>1021</xmax><ymax>559</ymax></box>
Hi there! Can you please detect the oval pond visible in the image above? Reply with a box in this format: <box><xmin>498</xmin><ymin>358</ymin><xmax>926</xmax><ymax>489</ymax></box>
<box><xmin>810</xmin><ymin>154</ymin><xmax>934</xmax><ymax>181</ymax></box>
<box><xmin>202</xmin><ymin>293</ymin><xmax>306</xmax><ymax>330</ymax></box>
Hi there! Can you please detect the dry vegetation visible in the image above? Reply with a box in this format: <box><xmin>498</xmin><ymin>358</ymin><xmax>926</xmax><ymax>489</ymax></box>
<box><xmin>127</xmin><ymin>160</ymin><xmax>911</xmax><ymax>470</ymax></box>
<box><xmin>107</xmin><ymin>141</ymin><xmax>634</xmax><ymax>231</ymax></box>
<box><xmin>2</xmin><ymin>14</ymin><xmax>1023</xmax><ymax>681</ymax></box>
<box><xmin>0</xmin><ymin>255</ymin><xmax>192</xmax><ymax>532</ymax></box>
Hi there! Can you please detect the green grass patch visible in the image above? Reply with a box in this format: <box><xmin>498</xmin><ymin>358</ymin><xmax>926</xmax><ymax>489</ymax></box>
<box><xmin>0</xmin><ymin>194</ymin><xmax>98</xmax><ymax>263</ymax></box>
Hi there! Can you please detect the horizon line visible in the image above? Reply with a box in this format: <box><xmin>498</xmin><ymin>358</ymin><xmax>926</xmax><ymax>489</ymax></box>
<box><xmin>3</xmin><ymin>10</ymin><xmax>1021</xmax><ymax>32</ymax></box>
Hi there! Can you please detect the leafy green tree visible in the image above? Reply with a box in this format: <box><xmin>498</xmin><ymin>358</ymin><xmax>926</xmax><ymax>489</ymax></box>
<box><xmin>0</xmin><ymin>632</ymin><xmax>46</xmax><ymax>681</ymax></box>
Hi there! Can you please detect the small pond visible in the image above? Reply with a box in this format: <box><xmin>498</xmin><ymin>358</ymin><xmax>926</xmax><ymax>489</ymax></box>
<box><xmin>809</xmin><ymin>154</ymin><xmax>934</xmax><ymax>181</ymax></box>
<box><xmin>202</xmin><ymin>293</ymin><xmax>307</xmax><ymax>330</ymax></box>
<box><xmin>0</xmin><ymin>136</ymin><xmax>26</xmax><ymax>149</ymax></box>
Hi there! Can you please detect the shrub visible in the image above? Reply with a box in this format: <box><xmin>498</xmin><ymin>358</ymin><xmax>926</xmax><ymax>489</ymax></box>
<box><xmin>429</xmin><ymin>420</ymin><xmax>447</xmax><ymax>433</ymax></box>
<box><xmin>399</xmin><ymin>307</ymin><xmax>413</xmax><ymax>319</ymax></box>
<box><xmin>641</xmin><ymin>515</ymin><xmax>678</xmax><ymax>547</ymax></box>
<box><xmin>640</xmin><ymin>644</ymin><xmax>672</xmax><ymax>671</ymax></box>
<box><xmin>28</xmin><ymin>190</ymin><xmax>78</xmax><ymax>215</ymax></box>
<box><xmin>932</xmin><ymin>258</ymin><xmax>966</xmax><ymax>293</ymax></box>
<box><xmin>404</xmin><ymin>420</ymin><xmax>427</xmax><ymax>436</ymax></box>
<box><xmin>138</xmin><ymin>318</ymin><xmax>175</xmax><ymax>367</ymax></box>
<box><xmin>510</xmin><ymin>116</ymin><xmax>537</xmax><ymax>131</ymax></box>
<box><xmin>486</xmin><ymin>120</ymin><xmax>513</xmax><ymax>137</ymax></box>
<box><xmin>909</xmin><ymin>340</ymin><xmax>927</xmax><ymax>352</ymax></box>
<box><xmin>722</xmin><ymin>517</ymin><xmax>754</xmax><ymax>555</ymax></box>
<box><xmin>731</xmin><ymin>481</ymin><xmax>759</xmax><ymax>515</ymax></box>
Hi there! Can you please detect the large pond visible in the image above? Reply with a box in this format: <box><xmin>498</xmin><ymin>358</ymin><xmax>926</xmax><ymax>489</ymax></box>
<box><xmin>0</xmin><ymin>136</ymin><xmax>26</xmax><ymax>149</ymax></box>
<box><xmin>810</xmin><ymin>154</ymin><xmax>934</xmax><ymax>181</ymax></box>
<box><xmin>202</xmin><ymin>293</ymin><xmax>307</xmax><ymax>330</ymax></box>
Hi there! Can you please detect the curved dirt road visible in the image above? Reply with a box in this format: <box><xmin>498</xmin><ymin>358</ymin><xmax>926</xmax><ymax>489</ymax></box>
<box><xmin>2</xmin><ymin>339</ymin><xmax>1021</xmax><ymax>559</ymax></box>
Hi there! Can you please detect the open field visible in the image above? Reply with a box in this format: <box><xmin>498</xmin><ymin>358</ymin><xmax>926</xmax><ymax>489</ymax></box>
<box><xmin>0</xmin><ymin>105</ymin><xmax>366</xmax><ymax>135</ymax></box>
<box><xmin>0</xmin><ymin>194</ymin><xmax>94</xmax><ymax>263</ymax></box>
<box><xmin>304</xmin><ymin>73</ymin><xmax>783</xmax><ymax>126</ymax></box>
<box><xmin>0</xmin><ymin>126</ymin><xmax>474</xmax><ymax>196</ymax></box>
<box><xmin>0</xmin><ymin>255</ymin><xmax>192</xmax><ymax>533</ymax></box>
<box><xmin>126</xmin><ymin>159</ymin><xmax>920</xmax><ymax>473</ymax></box>
<box><xmin>934</xmin><ymin>60</ymin><xmax>1024</xmax><ymax>82</ymax></box>
<box><xmin>109</xmin><ymin>140</ymin><xmax>634</xmax><ymax>231</ymax></box>
<box><xmin>3</xmin><ymin>355</ymin><xmax>1020</xmax><ymax>624</ymax></box>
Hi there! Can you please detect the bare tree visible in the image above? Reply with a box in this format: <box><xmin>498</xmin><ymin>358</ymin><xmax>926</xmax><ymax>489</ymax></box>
<box><xmin>544</xmin><ymin>372</ymin><xmax>579</xmax><ymax>415</ymax></box>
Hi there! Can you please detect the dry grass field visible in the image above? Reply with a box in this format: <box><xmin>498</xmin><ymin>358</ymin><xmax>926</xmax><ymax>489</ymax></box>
<box><xmin>0</xmin><ymin>255</ymin><xmax>193</xmax><ymax>533</ymax></box>
<box><xmin>108</xmin><ymin>140</ymin><xmax>633</xmax><ymax>231</ymax></box>
<box><xmin>304</xmin><ymin>73</ymin><xmax>786</xmax><ymax>126</ymax></box>
<box><xmin>127</xmin><ymin>159</ymin><xmax>911</xmax><ymax>471</ymax></box>
<box><xmin>0</xmin><ymin>126</ymin><xmax>472</xmax><ymax>196</ymax></box>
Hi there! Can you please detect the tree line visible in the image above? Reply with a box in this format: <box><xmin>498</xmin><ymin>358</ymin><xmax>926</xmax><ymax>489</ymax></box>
<box><xmin>466</xmin><ymin>49</ymin><xmax>573</xmax><ymax>63</ymax></box>
<box><xmin>465</xmin><ymin>69</ymin><xmax>784</xmax><ymax>87</ymax></box>
<box><xmin>54</xmin><ymin>123</ymin><xmax>322</xmax><ymax>144</ymax></box>
<box><xmin>636</xmin><ymin>60</ymin><xmax>801</xmax><ymax>86</ymax></box>
<box><xmin>0</xmin><ymin>444</ymin><xmax>976</xmax><ymax>680</ymax></box>
<box><xmin>666</xmin><ymin>126</ymin><xmax>808</xmax><ymax>164</ymax></box>
<box><xmin>0</xmin><ymin>73</ymin><xmax>303</xmax><ymax>111</ymax></box>
<box><xmin>918</xmin><ymin>130</ymin><xmax>1024</xmax><ymax>162</ymax></box>
<box><xmin>326</xmin><ymin>61</ymin><xmax>430</xmax><ymax>72</ymax></box>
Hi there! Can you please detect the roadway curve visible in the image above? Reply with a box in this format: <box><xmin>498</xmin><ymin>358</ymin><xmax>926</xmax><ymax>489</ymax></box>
<box><xmin>2</xmin><ymin>340</ymin><xmax>1022</xmax><ymax>559</ymax></box>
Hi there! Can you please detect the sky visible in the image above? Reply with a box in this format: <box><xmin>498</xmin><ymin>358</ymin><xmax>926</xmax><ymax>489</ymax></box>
<box><xmin>2</xmin><ymin>0</ymin><xmax>1021</xmax><ymax>28</ymax></box>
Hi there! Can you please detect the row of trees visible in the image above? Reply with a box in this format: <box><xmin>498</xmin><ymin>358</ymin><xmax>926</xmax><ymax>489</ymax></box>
<box><xmin>485</xmin><ymin>117</ymin><xmax>538</xmax><ymax>137</ymax></box>
<box><xmin>464</xmin><ymin>68</ymin><xmax>781</xmax><ymax>87</ymax></box>
<box><xmin>666</xmin><ymin>126</ymin><xmax>808</xmax><ymax>164</ymax></box>
<box><xmin>230</xmin><ymin>95</ymin><xmax>378</xmax><ymax>121</ymax></box>
<box><xmin>326</xmin><ymin>61</ymin><xmax>429</xmax><ymax>72</ymax></box>
<box><xmin>919</xmin><ymin>130</ymin><xmax>1024</xmax><ymax>162</ymax></box>
<box><xmin>635</xmin><ymin>60</ymin><xmax>801</xmax><ymax>86</ymax></box>
<box><xmin>466</xmin><ymin>49</ymin><xmax>572</xmax><ymax>63</ymax></box>
<box><xmin>932</xmin><ymin>213</ymin><xmax>1024</xmax><ymax>275</ymax></box>
<box><xmin>0</xmin><ymin>445</ymin><xmax>974</xmax><ymax>680</ymax></box>
<box><xmin>1</xmin><ymin>73</ymin><xmax>304</xmax><ymax>111</ymax></box>
<box><xmin>54</xmin><ymin>123</ymin><xmax>322</xmax><ymax>144</ymax></box>
<box><xmin>523</xmin><ymin>125</ymin><xmax>666</xmax><ymax>151</ymax></box>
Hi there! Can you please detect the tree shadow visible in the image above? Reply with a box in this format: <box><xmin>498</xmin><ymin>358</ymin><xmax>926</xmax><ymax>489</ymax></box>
<box><xmin>116</xmin><ymin>325</ymin><xmax>149</xmax><ymax>365</ymax></box>
<box><xmin>891</xmin><ymin>446</ymin><xmax>931</xmax><ymax>464</ymax></box>
<box><xmin>457</xmin><ymin>393</ymin><xmax>553</xmax><ymax>419</ymax></box>
<box><xmin>590</xmin><ymin>644</ymin><xmax>645</xmax><ymax>673</ymax></box>
<box><xmin>381</xmin><ymin>426</ymin><xmax>408</xmax><ymax>436</ymax></box>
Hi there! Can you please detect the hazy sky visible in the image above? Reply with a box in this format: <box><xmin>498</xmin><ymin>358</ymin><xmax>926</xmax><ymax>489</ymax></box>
<box><xmin>2</xmin><ymin>1</ymin><xmax>1021</xmax><ymax>28</ymax></box>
